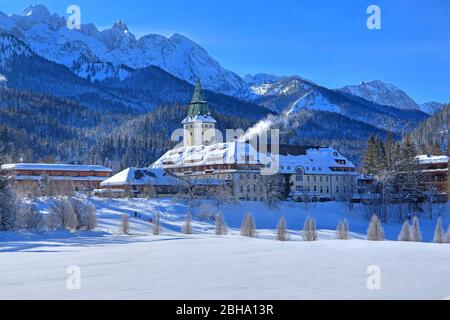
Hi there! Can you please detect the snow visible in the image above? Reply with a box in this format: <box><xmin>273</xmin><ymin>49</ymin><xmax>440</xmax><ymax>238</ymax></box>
<box><xmin>339</xmin><ymin>80</ymin><xmax>421</xmax><ymax>111</ymax></box>
<box><xmin>182</xmin><ymin>115</ymin><xmax>217</xmax><ymax>124</ymax></box>
<box><xmin>0</xmin><ymin>5</ymin><xmax>248</xmax><ymax>96</ymax></box>
<box><xmin>416</xmin><ymin>155</ymin><xmax>449</xmax><ymax>165</ymax></box>
<box><xmin>420</xmin><ymin>101</ymin><xmax>445</xmax><ymax>115</ymax></box>
<box><xmin>0</xmin><ymin>197</ymin><xmax>449</xmax><ymax>299</ymax></box>
<box><xmin>288</xmin><ymin>91</ymin><xmax>340</xmax><ymax>114</ymax></box>
<box><xmin>152</xmin><ymin>142</ymin><xmax>356</xmax><ymax>177</ymax></box>
<box><xmin>100</xmin><ymin>168</ymin><xmax>182</xmax><ymax>187</ymax></box>
<box><xmin>1</xmin><ymin>163</ymin><xmax>112</xmax><ymax>172</ymax></box>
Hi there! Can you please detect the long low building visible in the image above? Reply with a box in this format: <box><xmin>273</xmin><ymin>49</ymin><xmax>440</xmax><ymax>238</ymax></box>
<box><xmin>99</xmin><ymin>167</ymin><xmax>225</xmax><ymax>198</ymax></box>
<box><xmin>1</xmin><ymin>163</ymin><xmax>112</xmax><ymax>193</ymax></box>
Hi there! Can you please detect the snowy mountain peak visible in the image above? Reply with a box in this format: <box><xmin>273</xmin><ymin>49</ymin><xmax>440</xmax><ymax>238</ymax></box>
<box><xmin>112</xmin><ymin>20</ymin><xmax>129</xmax><ymax>32</ymax></box>
<box><xmin>0</xmin><ymin>4</ymin><xmax>248</xmax><ymax>97</ymax></box>
<box><xmin>339</xmin><ymin>80</ymin><xmax>421</xmax><ymax>111</ymax></box>
<box><xmin>23</xmin><ymin>4</ymin><xmax>50</xmax><ymax>18</ymax></box>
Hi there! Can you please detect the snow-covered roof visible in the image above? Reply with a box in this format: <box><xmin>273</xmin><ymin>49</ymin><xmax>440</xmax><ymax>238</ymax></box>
<box><xmin>277</xmin><ymin>147</ymin><xmax>356</xmax><ymax>175</ymax></box>
<box><xmin>182</xmin><ymin>115</ymin><xmax>217</xmax><ymax>124</ymax></box>
<box><xmin>2</xmin><ymin>163</ymin><xmax>112</xmax><ymax>172</ymax></box>
<box><xmin>101</xmin><ymin>167</ymin><xmax>224</xmax><ymax>187</ymax></box>
<box><xmin>416</xmin><ymin>155</ymin><xmax>449</xmax><ymax>165</ymax></box>
<box><xmin>100</xmin><ymin>168</ymin><xmax>181</xmax><ymax>187</ymax></box>
<box><xmin>152</xmin><ymin>142</ymin><xmax>356</xmax><ymax>175</ymax></box>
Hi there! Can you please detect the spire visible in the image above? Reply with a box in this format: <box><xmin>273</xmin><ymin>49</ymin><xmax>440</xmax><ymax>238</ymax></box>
<box><xmin>187</xmin><ymin>79</ymin><xmax>210</xmax><ymax>118</ymax></box>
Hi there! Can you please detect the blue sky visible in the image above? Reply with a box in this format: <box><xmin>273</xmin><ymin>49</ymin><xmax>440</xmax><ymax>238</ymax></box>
<box><xmin>1</xmin><ymin>0</ymin><xmax>449</xmax><ymax>103</ymax></box>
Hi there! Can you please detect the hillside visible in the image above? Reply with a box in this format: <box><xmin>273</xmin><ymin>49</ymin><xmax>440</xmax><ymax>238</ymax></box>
<box><xmin>409</xmin><ymin>103</ymin><xmax>450</xmax><ymax>151</ymax></box>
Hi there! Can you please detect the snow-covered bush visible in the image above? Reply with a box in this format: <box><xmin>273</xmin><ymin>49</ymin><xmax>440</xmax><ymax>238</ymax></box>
<box><xmin>240</xmin><ymin>212</ymin><xmax>256</xmax><ymax>238</ymax></box>
<box><xmin>397</xmin><ymin>221</ymin><xmax>412</xmax><ymax>242</ymax></box>
<box><xmin>48</xmin><ymin>199</ymin><xmax>78</xmax><ymax>230</ymax></box>
<box><xmin>276</xmin><ymin>216</ymin><xmax>288</xmax><ymax>241</ymax></box>
<box><xmin>411</xmin><ymin>216</ymin><xmax>422</xmax><ymax>242</ymax></box>
<box><xmin>14</xmin><ymin>204</ymin><xmax>45</xmax><ymax>232</ymax></box>
<box><xmin>153</xmin><ymin>213</ymin><xmax>161</xmax><ymax>236</ymax></box>
<box><xmin>70</xmin><ymin>198</ymin><xmax>89</xmax><ymax>229</ymax></box>
<box><xmin>182</xmin><ymin>213</ymin><xmax>193</xmax><ymax>234</ymax></box>
<box><xmin>215</xmin><ymin>213</ymin><xmax>227</xmax><ymax>236</ymax></box>
<box><xmin>120</xmin><ymin>214</ymin><xmax>130</xmax><ymax>235</ymax></box>
<box><xmin>433</xmin><ymin>217</ymin><xmax>445</xmax><ymax>244</ymax></box>
<box><xmin>367</xmin><ymin>215</ymin><xmax>384</xmax><ymax>241</ymax></box>
<box><xmin>303</xmin><ymin>217</ymin><xmax>317</xmax><ymax>241</ymax></box>
<box><xmin>336</xmin><ymin>219</ymin><xmax>349</xmax><ymax>240</ymax></box>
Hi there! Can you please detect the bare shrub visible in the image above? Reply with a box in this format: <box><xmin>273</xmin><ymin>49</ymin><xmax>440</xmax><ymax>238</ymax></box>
<box><xmin>120</xmin><ymin>214</ymin><xmax>130</xmax><ymax>235</ymax></box>
<box><xmin>182</xmin><ymin>213</ymin><xmax>193</xmax><ymax>234</ymax></box>
<box><xmin>153</xmin><ymin>213</ymin><xmax>161</xmax><ymax>236</ymax></box>
<box><xmin>48</xmin><ymin>199</ymin><xmax>78</xmax><ymax>230</ymax></box>
<box><xmin>86</xmin><ymin>205</ymin><xmax>97</xmax><ymax>230</ymax></box>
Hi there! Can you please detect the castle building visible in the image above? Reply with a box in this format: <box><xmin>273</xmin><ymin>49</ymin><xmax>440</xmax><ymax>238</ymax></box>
<box><xmin>149</xmin><ymin>80</ymin><xmax>359</xmax><ymax>202</ymax></box>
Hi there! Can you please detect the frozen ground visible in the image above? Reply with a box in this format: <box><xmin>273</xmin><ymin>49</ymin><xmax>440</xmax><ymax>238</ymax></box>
<box><xmin>0</xmin><ymin>198</ymin><xmax>449</xmax><ymax>300</ymax></box>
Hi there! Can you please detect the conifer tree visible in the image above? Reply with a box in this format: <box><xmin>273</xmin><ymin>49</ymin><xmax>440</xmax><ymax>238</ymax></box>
<box><xmin>240</xmin><ymin>213</ymin><xmax>256</xmax><ymax>238</ymax></box>
<box><xmin>433</xmin><ymin>217</ymin><xmax>445</xmax><ymax>244</ymax></box>
<box><xmin>276</xmin><ymin>216</ymin><xmax>288</xmax><ymax>241</ymax></box>
<box><xmin>411</xmin><ymin>216</ymin><xmax>423</xmax><ymax>242</ymax></box>
<box><xmin>398</xmin><ymin>221</ymin><xmax>412</xmax><ymax>242</ymax></box>
<box><xmin>363</xmin><ymin>135</ymin><xmax>386</xmax><ymax>176</ymax></box>
<box><xmin>215</xmin><ymin>213</ymin><xmax>227</xmax><ymax>236</ymax></box>
<box><xmin>336</xmin><ymin>219</ymin><xmax>349</xmax><ymax>240</ymax></box>
<box><xmin>303</xmin><ymin>217</ymin><xmax>318</xmax><ymax>241</ymax></box>
<box><xmin>367</xmin><ymin>215</ymin><xmax>385</xmax><ymax>241</ymax></box>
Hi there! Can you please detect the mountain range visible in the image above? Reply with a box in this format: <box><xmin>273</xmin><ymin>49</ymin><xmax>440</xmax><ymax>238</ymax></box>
<box><xmin>0</xmin><ymin>4</ymin><xmax>447</xmax><ymax>167</ymax></box>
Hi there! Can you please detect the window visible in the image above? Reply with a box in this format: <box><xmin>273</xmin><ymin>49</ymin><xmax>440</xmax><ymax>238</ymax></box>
<box><xmin>296</xmin><ymin>186</ymin><xmax>303</xmax><ymax>192</ymax></box>
<box><xmin>295</xmin><ymin>167</ymin><xmax>304</xmax><ymax>183</ymax></box>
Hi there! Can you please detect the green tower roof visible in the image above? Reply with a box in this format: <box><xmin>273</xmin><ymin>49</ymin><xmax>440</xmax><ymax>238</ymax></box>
<box><xmin>187</xmin><ymin>80</ymin><xmax>211</xmax><ymax>118</ymax></box>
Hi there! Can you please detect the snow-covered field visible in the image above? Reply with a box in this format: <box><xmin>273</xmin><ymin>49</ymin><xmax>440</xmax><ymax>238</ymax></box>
<box><xmin>1</xmin><ymin>198</ymin><xmax>449</xmax><ymax>300</ymax></box>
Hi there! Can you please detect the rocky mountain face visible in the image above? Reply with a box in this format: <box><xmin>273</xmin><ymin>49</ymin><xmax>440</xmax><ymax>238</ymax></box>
<box><xmin>339</xmin><ymin>80</ymin><xmax>421</xmax><ymax>111</ymax></box>
<box><xmin>0</xmin><ymin>4</ymin><xmax>247</xmax><ymax>96</ymax></box>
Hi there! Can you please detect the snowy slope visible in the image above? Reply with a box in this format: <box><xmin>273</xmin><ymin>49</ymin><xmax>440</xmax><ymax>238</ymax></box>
<box><xmin>0</xmin><ymin>5</ymin><xmax>247</xmax><ymax>96</ymax></box>
<box><xmin>0</xmin><ymin>198</ymin><xmax>449</xmax><ymax>300</ymax></box>
<box><xmin>288</xmin><ymin>91</ymin><xmax>340</xmax><ymax>114</ymax></box>
<box><xmin>339</xmin><ymin>80</ymin><xmax>421</xmax><ymax>111</ymax></box>
<box><xmin>420</xmin><ymin>101</ymin><xmax>446</xmax><ymax>115</ymax></box>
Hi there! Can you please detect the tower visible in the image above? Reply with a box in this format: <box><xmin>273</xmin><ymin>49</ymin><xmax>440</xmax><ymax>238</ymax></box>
<box><xmin>182</xmin><ymin>80</ymin><xmax>217</xmax><ymax>147</ymax></box>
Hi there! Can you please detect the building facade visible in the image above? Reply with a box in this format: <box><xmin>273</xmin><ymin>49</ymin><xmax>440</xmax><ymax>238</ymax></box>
<box><xmin>1</xmin><ymin>163</ymin><xmax>112</xmax><ymax>194</ymax></box>
<box><xmin>416</xmin><ymin>155</ymin><xmax>449</xmax><ymax>200</ymax></box>
<box><xmin>149</xmin><ymin>80</ymin><xmax>358</xmax><ymax>202</ymax></box>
